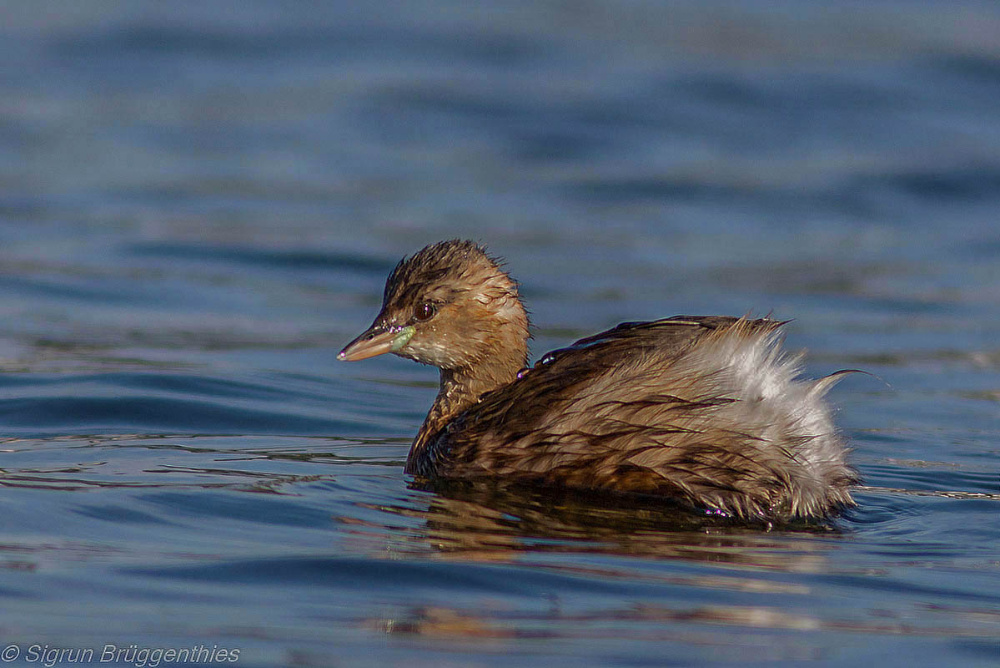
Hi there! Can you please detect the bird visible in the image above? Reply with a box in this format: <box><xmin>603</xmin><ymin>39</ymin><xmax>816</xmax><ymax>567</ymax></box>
<box><xmin>338</xmin><ymin>239</ymin><xmax>857</xmax><ymax>521</ymax></box>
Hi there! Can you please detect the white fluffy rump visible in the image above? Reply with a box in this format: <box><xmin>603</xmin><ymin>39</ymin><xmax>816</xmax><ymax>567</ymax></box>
<box><xmin>672</xmin><ymin>325</ymin><xmax>852</xmax><ymax>515</ymax></box>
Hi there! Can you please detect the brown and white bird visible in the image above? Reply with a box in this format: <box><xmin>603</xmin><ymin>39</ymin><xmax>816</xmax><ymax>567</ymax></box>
<box><xmin>339</xmin><ymin>240</ymin><xmax>856</xmax><ymax>521</ymax></box>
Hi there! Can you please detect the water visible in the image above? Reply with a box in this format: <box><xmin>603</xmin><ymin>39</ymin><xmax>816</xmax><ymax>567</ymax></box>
<box><xmin>1</xmin><ymin>1</ymin><xmax>998</xmax><ymax>666</ymax></box>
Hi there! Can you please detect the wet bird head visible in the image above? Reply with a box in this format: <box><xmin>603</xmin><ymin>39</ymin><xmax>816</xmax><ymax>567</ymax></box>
<box><xmin>339</xmin><ymin>240</ymin><xmax>530</xmax><ymax>371</ymax></box>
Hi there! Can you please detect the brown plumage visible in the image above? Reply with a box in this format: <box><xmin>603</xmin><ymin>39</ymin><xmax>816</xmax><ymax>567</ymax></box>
<box><xmin>339</xmin><ymin>240</ymin><xmax>857</xmax><ymax>521</ymax></box>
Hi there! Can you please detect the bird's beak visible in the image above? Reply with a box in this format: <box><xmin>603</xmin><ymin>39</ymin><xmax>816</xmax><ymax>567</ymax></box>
<box><xmin>338</xmin><ymin>322</ymin><xmax>415</xmax><ymax>362</ymax></box>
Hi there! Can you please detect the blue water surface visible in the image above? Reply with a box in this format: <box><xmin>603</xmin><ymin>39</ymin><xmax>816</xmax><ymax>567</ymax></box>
<box><xmin>0</xmin><ymin>2</ymin><xmax>998</xmax><ymax>666</ymax></box>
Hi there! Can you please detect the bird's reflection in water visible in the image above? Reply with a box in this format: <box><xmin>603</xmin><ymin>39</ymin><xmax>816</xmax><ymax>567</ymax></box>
<box><xmin>354</xmin><ymin>477</ymin><xmax>844</xmax><ymax>569</ymax></box>
<box><xmin>348</xmin><ymin>479</ymin><xmax>849</xmax><ymax>645</ymax></box>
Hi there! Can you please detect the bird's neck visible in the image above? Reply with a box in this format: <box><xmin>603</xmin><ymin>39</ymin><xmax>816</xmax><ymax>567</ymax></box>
<box><xmin>407</xmin><ymin>347</ymin><xmax>526</xmax><ymax>474</ymax></box>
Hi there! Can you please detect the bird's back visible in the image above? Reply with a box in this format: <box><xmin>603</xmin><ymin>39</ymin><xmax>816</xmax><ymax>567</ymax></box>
<box><xmin>415</xmin><ymin>316</ymin><xmax>856</xmax><ymax>520</ymax></box>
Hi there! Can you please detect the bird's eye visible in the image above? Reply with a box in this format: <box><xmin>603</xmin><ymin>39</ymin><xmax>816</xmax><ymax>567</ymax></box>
<box><xmin>414</xmin><ymin>302</ymin><xmax>437</xmax><ymax>322</ymax></box>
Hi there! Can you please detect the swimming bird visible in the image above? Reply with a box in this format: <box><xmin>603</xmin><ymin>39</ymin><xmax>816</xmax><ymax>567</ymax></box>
<box><xmin>339</xmin><ymin>240</ymin><xmax>856</xmax><ymax>521</ymax></box>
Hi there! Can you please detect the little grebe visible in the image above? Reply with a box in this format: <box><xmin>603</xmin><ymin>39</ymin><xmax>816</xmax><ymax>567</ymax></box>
<box><xmin>339</xmin><ymin>240</ymin><xmax>856</xmax><ymax>521</ymax></box>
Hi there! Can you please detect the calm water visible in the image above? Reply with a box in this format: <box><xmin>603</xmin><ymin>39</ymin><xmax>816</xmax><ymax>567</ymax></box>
<box><xmin>1</xmin><ymin>2</ymin><xmax>998</xmax><ymax>666</ymax></box>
